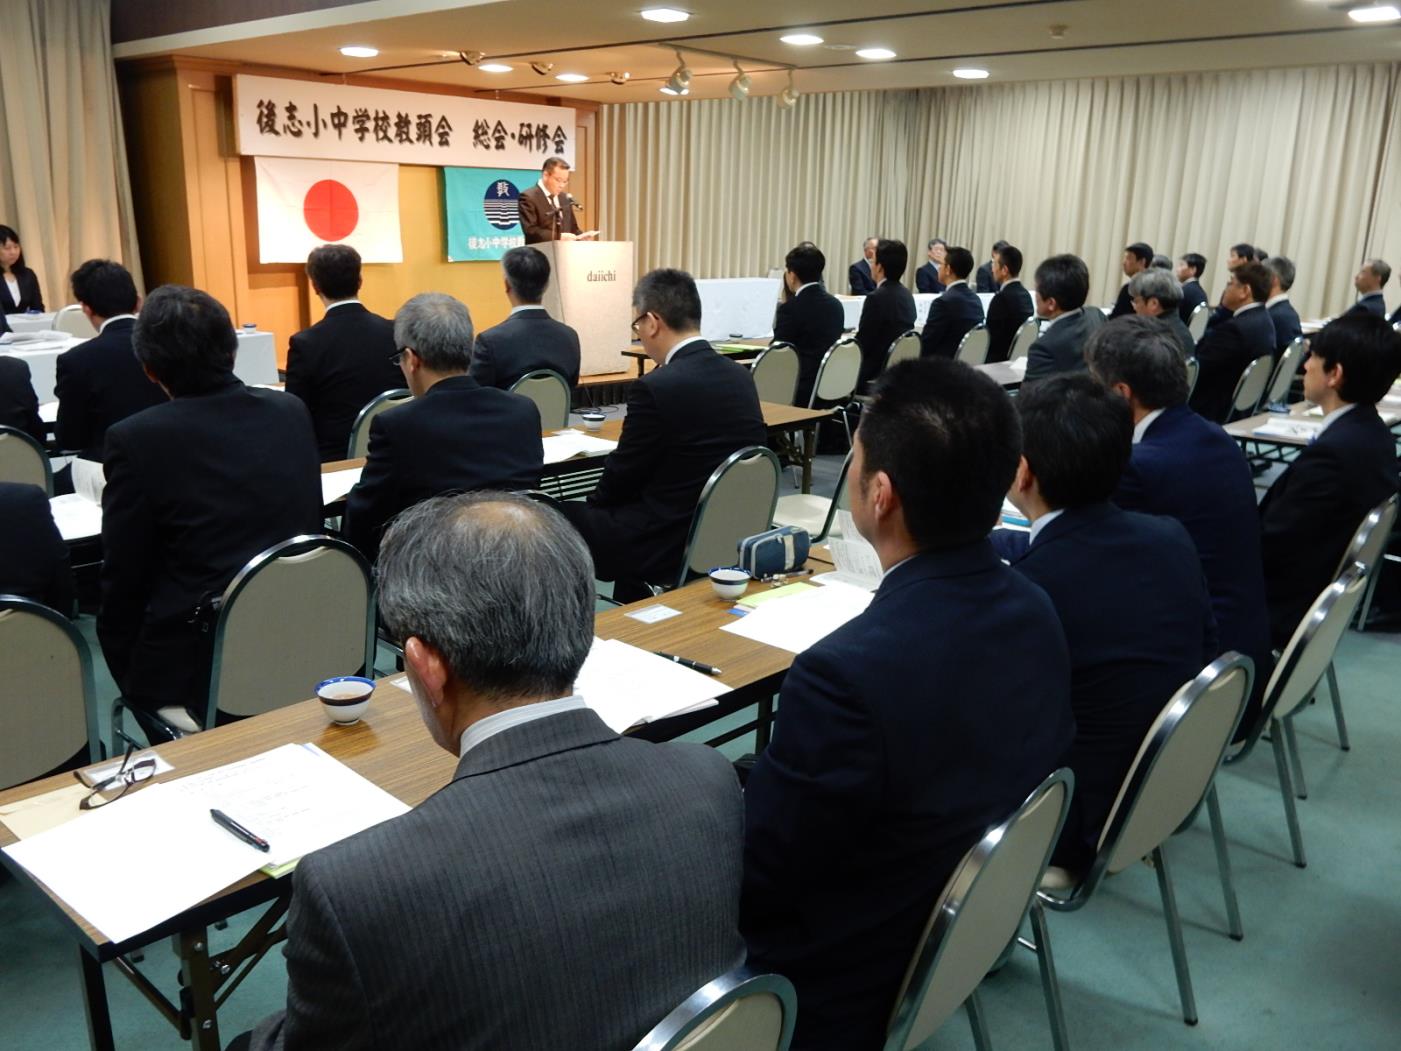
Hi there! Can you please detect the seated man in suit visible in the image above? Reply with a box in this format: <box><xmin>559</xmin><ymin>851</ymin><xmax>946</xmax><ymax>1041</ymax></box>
<box><xmin>1129</xmin><ymin>268</ymin><xmax>1195</xmax><ymax>356</ymax></box>
<box><xmin>1227</xmin><ymin>243</ymin><xmax>1257</xmax><ymax>269</ymax></box>
<box><xmin>1188</xmin><ymin>261</ymin><xmax>1276</xmax><ymax>422</ymax></box>
<box><xmin>1086</xmin><ymin>317</ymin><xmax>1272</xmax><ymax>733</ymax></box>
<box><xmin>1109</xmin><ymin>241</ymin><xmax>1154</xmax><ymax>318</ymax></box>
<box><xmin>99</xmin><ymin>286</ymin><xmax>323</xmax><ymax>741</ymax></box>
<box><xmin>345</xmin><ymin>293</ymin><xmax>544</xmax><ymax>562</ymax></box>
<box><xmin>1265</xmin><ymin>256</ymin><xmax>1304</xmax><ymax>357</ymax></box>
<box><xmin>1260</xmin><ymin>314</ymin><xmax>1401</xmax><ymax>647</ymax></box>
<box><xmin>286</xmin><ymin>244</ymin><xmax>404</xmax><ymax>462</ymax></box>
<box><xmin>741</xmin><ymin>358</ymin><xmax>1074</xmax><ymax>1051</ymax></box>
<box><xmin>1176</xmin><ymin>252</ymin><xmax>1209</xmax><ymax>324</ymax></box>
<box><xmin>918</xmin><ymin>246</ymin><xmax>984</xmax><ymax>359</ymax></box>
<box><xmin>772</xmin><ymin>242</ymin><xmax>845</xmax><ymax>406</ymax></box>
<box><xmin>848</xmin><ymin>236</ymin><xmax>878</xmax><ymax>295</ymax></box>
<box><xmin>984</xmin><ymin>243</ymin><xmax>1034</xmax><ymax>362</ymax></box>
<box><xmin>1025</xmin><ymin>253</ymin><xmax>1105</xmax><ymax>381</ymax></box>
<box><xmin>240</xmin><ymin>492</ymin><xmax>745</xmax><ymax>1051</ymax></box>
<box><xmin>516</xmin><ymin>156</ymin><xmax>592</xmax><ymax>244</ymax></box>
<box><xmin>470</xmin><ymin>245</ymin><xmax>581</xmax><ymax>390</ymax></box>
<box><xmin>854</xmin><ymin>239</ymin><xmax>917</xmax><ymax>391</ymax></box>
<box><xmin>55</xmin><ymin>260</ymin><xmax>165</xmax><ymax>466</ymax></box>
<box><xmin>975</xmin><ymin>239</ymin><xmax>1009</xmax><ymax>293</ymax></box>
<box><xmin>1346</xmin><ymin>258</ymin><xmax>1389</xmax><ymax>318</ymax></box>
<box><xmin>561</xmin><ymin>269</ymin><xmax>765</xmax><ymax>597</ymax></box>
<box><xmin>0</xmin><ymin>355</ymin><xmax>44</xmax><ymax>442</ymax></box>
<box><xmin>0</xmin><ymin>482</ymin><xmax>73</xmax><ymax>615</ymax></box>
<box><xmin>914</xmin><ymin>238</ymin><xmax>947</xmax><ymax>294</ymax></box>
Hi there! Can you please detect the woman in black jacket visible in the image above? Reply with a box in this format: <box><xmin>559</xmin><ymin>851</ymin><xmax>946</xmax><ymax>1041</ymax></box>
<box><xmin>0</xmin><ymin>224</ymin><xmax>44</xmax><ymax>314</ymax></box>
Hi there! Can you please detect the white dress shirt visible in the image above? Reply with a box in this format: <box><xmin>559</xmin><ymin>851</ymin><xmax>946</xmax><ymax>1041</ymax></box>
<box><xmin>664</xmin><ymin>334</ymin><xmax>707</xmax><ymax>365</ymax></box>
<box><xmin>1233</xmin><ymin>302</ymin><xmax>1265</xmax><ymax>317</ymax></box>
<box><xmin>458</xmin><ymin>695</ymin><xmax>589</xmax><ymax>757</ymax></box>
<box><xmin>1040</xmin><ymin>307</ymin><xmax>1081</xmax><ymax>332</ymax></box>
<box><xmin>1316</xmin><ymin>401</ymin><xmax>1357</xmax><ymax>437</ymax></box>
<box><xmin>1132</xmin><ymin>407</ymin><xmax>1166</xmax><ymax>445</ymax></box>
<box><xmin>99</xmin><ymin>313</ymin><xmax>138</xmax><ymax>333</ymax></box>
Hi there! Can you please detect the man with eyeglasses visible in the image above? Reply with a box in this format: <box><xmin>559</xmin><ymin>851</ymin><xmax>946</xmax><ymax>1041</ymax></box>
<box><xmin>343</xmin><ymin>293</ymin><xmax>544</xmax><ymax>562</ymax></box>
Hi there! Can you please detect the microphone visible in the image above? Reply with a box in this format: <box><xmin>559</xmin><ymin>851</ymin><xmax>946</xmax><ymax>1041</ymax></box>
<box><xmin>568</xmin><ymin>199</ymin><xmax>584</xmax><ymax>210</ymax></box>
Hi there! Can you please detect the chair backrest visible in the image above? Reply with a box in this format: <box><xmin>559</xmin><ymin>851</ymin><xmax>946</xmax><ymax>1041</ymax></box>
<box><xmin>0</xmin><ymin>424</ymin><xmax>52</xmax><ymax>495</ymax></box>
<box><xmin>346</xmin><ymin>388</ymin><xmax>411</xmax><ymax>459</ymax></box>
<box><xmin>750</xmin><ymin>342</ymin><xmax>800</xmax><ymax>405</ymax></box>
<box><xmin>0</xmin><ymin>595</ymin><xmax>100</xmax><ymax>789</ymax></box>
<box><xmin>510</xmin><ymin>369</ymin><xmax>572</xmax><ymax>429</ymax></box>
<box><xmin>807</xmin><ymin>449</ymin><xmax>853</xmax><ymax>543</ymax></box>
<box><xmin>883</xmin><ymin>329</ymin><xmax>922</xmax><ymax>372</ymax></box>
<box><xmin>885</xmin><ymin>769</ymin><xmax>1074</xmax><ymax>1051</ymax></box>
<box><xmin>204</xmin><ymin>535</ymin><xmax>375</xmax><ymax>724</ymax></box>
<box><xmin>676</xmin><ymin>446</ymin><xmax>782</xmax><ymax>588</ymax></box>
<box><xmin>1266</xmin><ymin>337</ymin><xmax>1305</xmax><ymax>405</ymax></box>
<box><xmin>1226</xmin><ymin>354</ymin><xmax>1273</xmax><ymax>420</ymax></box>
<box><xmin>810</xmin><ymin>337</ymin><xmax>861</xmax><ymax>406</ymax></box>
<box><xmin>1088</xmin><ymin>653</ymin><xmax>1254</xmax><ymax>885</ymax></box>
<box><xmin>53</xmin><ymin>304</ymin><xmax>97</xmax><ymax>339</ymax></box>
<box><xmin>954</xmin><ymin>325</ymin><xmax>990</xmax><ymax>366</ymax></box>
<box><xmin>1184</xmin><ymin>356</ymin><xmax>1200</xmax><ymax>399</ymax></box>
<box><xmin>1187</xmin><ymin>302</ymin><xmax>1211</xmax><ymax>341</ymax></box>
<box><xmin>1006</xmin><ymin>317</ymin><xmax>1041</xmax><ymax>362</ymax></box>
<box><xmin>1335</xmin><ymin>492</ymin><xmax>1398</xmax><ymax>581</ymax></box>
<box><xmin>631</xmin><ymin>967</ymin><xmax>797</xmax><ymax>1051</ymax></box>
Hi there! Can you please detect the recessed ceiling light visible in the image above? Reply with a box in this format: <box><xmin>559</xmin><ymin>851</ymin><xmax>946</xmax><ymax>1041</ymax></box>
<box><xmin>953</xmin><ymin>67</ymin><xmax>990</xmax><ymax>79</ymax></box>
<box><xmin>641</xmin><ymin>7</ymin><xmax>690</xmax><ymax>22</ymax></box>
<box><xmin>556</xmin><ymin>73</ymin><xmax>589</xmax><ymax>83</ymax></box>
<box><xmin>339</xmin><ymin>45</ymin><xmax>378</xmax><ymax>58</ymax></box>
<box><xmin>479</xmin><ymin>63</ymin><xmax>513</xmax><ymax>73</ymax></box>
<box><xmin>1349</xmin><ymin>4</ymin><xmax>1401</xmax><ymax>23</ymax></box>
<box><xmin>855</xmin><ymin>48</ymin><xmax>896</xmax><ymax>60</ymax></box>
<box><xmin>781</xmin><ymin>33</ymin><xmax>824</xmax><ymax>46</ymax></box>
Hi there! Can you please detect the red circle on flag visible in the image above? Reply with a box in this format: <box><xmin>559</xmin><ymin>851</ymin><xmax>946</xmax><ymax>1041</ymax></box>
<box><xmin>303</xmin><ymin>179</ymin><xmax>359</xmax><ymax>241</ymax></box>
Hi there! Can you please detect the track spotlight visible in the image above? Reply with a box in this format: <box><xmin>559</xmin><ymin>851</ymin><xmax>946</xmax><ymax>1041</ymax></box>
<box><xmin>530</xmin><ymin>61</ymin><xmax>555</xmax><ymax>76</ymax></box>
<box><xmin>775</xmin><ymin>70</ymin><xmax>799</xmax><ymax>109</ymax></box>
<box><xmin>609</xmin><ymin>71</ymin><xmax>631</xmax><ymax>85</ymax></box>
<box><xmin>728</xmin><ymin>61</ymin><xmax>751</xmax><ymax>100</ymax></box>
<box><xmin>660</xmin><ymin>49</ymin><xmax>692</xmax><ymax>95</ymax></box>
<box><xmin>458</xmin><ymin>50</ymin><xmax>485</xmax><ymax>66</ymax></box>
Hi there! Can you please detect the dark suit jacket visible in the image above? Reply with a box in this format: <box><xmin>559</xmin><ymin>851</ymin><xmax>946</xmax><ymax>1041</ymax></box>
<box><xmin>0</xmin><ymin>356</ymin><xmax>44</xmax><ymax>443</ymax></box>
<box><xmin>1260</xmin><ymin>404</ymin><xmax>1400</xmax><ymax>648</ymax></box>
<box><xmin>1188</xmin><ymin>304</ymin><xmax>1275</xmax><ymax>422</ymax></box>
<box><xmin>1389</xmin><ymin>304</ymin><xmax>1401</xmax><ymax>327</ymax></box>
<box><xmin>470</xmin><ymin>306</ymin><xmax>581</xmax><ymax>391</ymax></box>
<box><xmin>1268</xmin><ymin>298</ymin><xmax>1303</xmax><ymax>355</ymax></box>
<box><xmin>248</xmin><ymin>708</ymin><xmax>746</xmax><ymax>1051</ymax></box>
<box><xmin>919</xmin><ymin>282</ymin><xmax>984</xmax><ymax>360</ymax></box>
<box><xmin>0</xmin><ymin>311</ymin><xmax>9</xmax><ymax>335</ymax></box>
<box><xmin>855</xmin><ymin>281</ymin><xmax>917</xmax><ymax>391</ymax></box>
<box><xmin>98</xmin><ymin>379</ymin><xmax>322</xmax><ymax>711</ymax></box>
<box><xmin>1178</xmin><ymin>278</ymin><xmax>1208</xmax><ymax>324</ymax></box>
<box><xmin>1163</xmin><ymin>314</ymin><xmax>1195</xmax><ymax>358</ymax></box>
<box><xmin>985</xmin><ymin>280</ymin><xmax>1034</xmax><ymax>363</ymax></box>
<box><xmin>1025</xmin><ymin>308</ymin><xmax>1106</xmax><ymax>381</ymax></box>
<box><xmin>991</xmin><ymin>504</ymin><xmax>1214</xmax><ymax>869</ymax></box>
<box><xmin>772</xmin><ymin>284</ymin><xmax>845</xmax><ymax>406</ymax></box>
<box><xmin>54</xmin><ymin>318</ymin><xmax>166</xmax><ymax>462</ymax></box>
<box><xmin>1109</xmin><ymin>282</ymin><xmax>1134</xmax><ymax>319</ymax></box>
<box><xmin>1347</xmin><ymin>292</ymin><xmax>1387</xmax><ymax>318</ymax></box>
<box><xmin>848</xmin><ymin>258</ymin><xmax>875</xmax><ymax>296</ymax></box>
<box><xmin>742</xmin><ymin>543</ymin><xmax>1074</xmax><ymax>1051</ymax></box>
<box><xmin>0</xmin><ymin>267</ymin><xmax>44</xmax><ymax>314</ymax></box>
<box><xmin>562</xmin><ymin>341</ymin><xmax>765</xmax><ymax>585</ymax></box>
<box><xmin>517</xmin><ymin>184</ymin><xmax>580</xmax><ymax>244</ymax></box>
<box><xmin>0</xmin><ymin>482</ymin><xmax>73</xmax><ymax>615</ymax></box>
<box><xmin>975</xmin><ymin>260</ymin><xmax>1000</xmax><ymax>293</ymax></box>
<box><xmin>914</xmin><ymin>262</ymin><xmax>945</xmax><ymax>294</ymax></box>
<box><xmin>344</xmin><ymin>375</ymin><xmax>544</xmax><ymax>561</ymax></box>
<box><xmin>286</xmin><ymin>303</ymin><xmax>403</xmax><ymax>462</ymax></box>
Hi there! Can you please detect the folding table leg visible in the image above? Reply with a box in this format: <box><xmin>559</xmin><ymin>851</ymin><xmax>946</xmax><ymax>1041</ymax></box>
<box><xmin>79</xmin><ymin>949</ymin><xmax>116</xmax><ymax>1051</ymax></box>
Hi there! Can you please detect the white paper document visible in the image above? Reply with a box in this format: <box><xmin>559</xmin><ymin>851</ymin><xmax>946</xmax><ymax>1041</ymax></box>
<box><xmin>542</xmin><ymin>431</ymin><xmax>618</xmax><ymax>464</ymax></box>
<box><xmin>320</xmin><ymin>466</ymin><xmax>363</xmax><ymax>505</ymax></box>
<box><xmin>49</xmin><ymin>493</ymin><xmax>102</xmax><ymax>541</ymax></box>
<box><xmin>814</xmin><ymin>512</ymin><xmax>882</xmax><ymax>591</ymax></box>
<box><xmin>1252</xmin><ymin>418</ymin><xmax>1323</xmax><ymax>440</ymax></box>
<box><xmin>721</xmin><ymin>579</ymin><xmax>873</xmax><ymax>654</ymax></box>
<box><xmin>574</xmin><ymin>638</ymin><xmax>728</xmax><ymax>732</ymax></box>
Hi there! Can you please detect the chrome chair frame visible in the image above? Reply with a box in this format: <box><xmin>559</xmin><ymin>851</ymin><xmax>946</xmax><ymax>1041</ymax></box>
<box><xmin>345</xmin><ymin>388</ymin><xmax>411</xmax><ymax>459</ymax></box>
<box><xmin>806</xmin><ymin>336</ymin><xmax>862</xmax><ymax>448</ymax></box>
<box><xmin>1185</xmin><ymin>357</ymin><xmax>1200</xmax><ymax>400</ymax></box>
<box><xmin>1223</xmin><ymin>354</ymin><xmax>1273</xmax><ymax>422</ymax></box>
<box><xmin>631</xmin><ymin>966</ymin><xmax>797</xmax><ymax>1051</ymax></box>
<box><xmin>673</xmin><ymin>446</ymin><xmax>782</xmax><ymax>591</ymax></box>
<box><xmin>1264</xmin><ymin>337</ymin><xmax>1305</xmax><ymax>407</ymax></box>
<box><xmin>510</xmin><ymin>368</ymin><xmax>572</xmax><ymax>429</ymax></box>
<box><xmin>0</xmin><ymin>423</ymin><xmax>53</xmax><ymax>495</ymax></box>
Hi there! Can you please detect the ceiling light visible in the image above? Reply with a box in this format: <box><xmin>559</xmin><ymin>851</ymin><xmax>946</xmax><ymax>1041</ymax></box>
<box><xmin>780</xmin><ymin>33</ymin><xmax>824</xmax><ymax>46</ymax></box>
<box><xmin>1348</xmin><ymin>5</ymin><xmax>1401</xmax><ymax>23</ymax></box>
<box><xmin>479</xmin><ymin>63</ymin><xmax>513</xmax><ymax>73</ymax></box>
<box><xmin>856</xmin><ymin>47</ymin><xmax>896</xmax><ymax>60</ymax></box>
<box><xmin>775</xmin><ymin>70</ymin><xmax>799</xmax><ymax>110</ymax></box>
<box><xmin>339</xmin><ymin>45</ymin><xmax>378</xmax><ymax>58</ymax></box>
<box><xmin>729</xmin><ymin>62</ymin><xmax>751</xmax><ymax>100</ymax></box>
<box><xmin>556</xmin><ymin>73</ymin><xmax>589</xmax><ymax>83</ymax></box>
<box><xmin>609</xmin><ymin>71</ymin><xmax>631</xmax><ymax>85</ymax></box>
<box><xmin>952</xmin><ymin>67</ymin><xmax>990</xmax><ymax>79</ymax></box>
<box><xmin>661</xmin><ymin>50</ymin><xmax>692</xmax><ymax>95</ymax></box>
<box><xmin>530</xmin><ymin>61</ymin><xmax>555</xmax><ymax>76</ymax></box>
<box><xmin>457</xmin><ymin>50</ymin><xmax>485</xmax><ymax>66</ymax></box>
<box><xmin>641</xmin><ymin>7</ymin><xmax>690</xmax><ymax>22</ymax></box>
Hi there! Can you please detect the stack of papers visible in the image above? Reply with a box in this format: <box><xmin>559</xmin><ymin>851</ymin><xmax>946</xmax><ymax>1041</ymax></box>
<box><xmin>49</xmin><ymin>493</ymin><xmax>102</xmax><ymax>541</ymax></box>
<box><xmin>722</xmin><ymin>579</ymin><xmax>873</xmax><ymax>654</ymax></box>
<box><xmin>542</xmin><ymin>431</ymin><xmax>617</xmax><ymax>464</ymax></box>
<box><xmin>574</xmin><ymin>639</ymin><xmax>729</xmax><ymax>731</ymax></box>
<box><xmin>320</xmin><ymin>466</ymin><xmax>363</xmax><ymax>505</ymax></box>
<box><xmin>814</xmin><ymin>511</ymin><xmax>882</xmax><ymax>590</ymax></box>
<box><xmin>1252</xmin><ymin>418</ymin><xmax>1323</xmax><ymax>441</ymax></box>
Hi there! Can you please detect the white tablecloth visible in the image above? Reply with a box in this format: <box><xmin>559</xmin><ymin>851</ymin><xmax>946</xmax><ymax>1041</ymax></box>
<box><xmin>5</xmin><ymin>312</ymin><xmax>56</xmax><ymax>334</ymax></box>
<box><xmin>696</xmin><ymin>278</ymin><xmax>782</xmax><ymax>342</ymax></box>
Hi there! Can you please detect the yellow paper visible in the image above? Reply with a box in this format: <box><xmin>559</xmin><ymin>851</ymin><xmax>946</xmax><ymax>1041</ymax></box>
<box><xmin>737</xmin><ymin>582</ymin><xmax>818</xmax><ymax>608</ymax></box>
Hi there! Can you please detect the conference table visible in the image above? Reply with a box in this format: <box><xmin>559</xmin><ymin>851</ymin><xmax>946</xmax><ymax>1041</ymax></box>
<box><xmin>1226</xmin><ymin>390</ymin><xmax>1401</xmax><ymax>449</ymax></box>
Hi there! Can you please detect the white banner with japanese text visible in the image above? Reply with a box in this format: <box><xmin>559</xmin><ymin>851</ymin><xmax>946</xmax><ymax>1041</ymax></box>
<box><xmin>233</xmin><ymin>75</ymin><xmax>576</xmax><ymax>170</ymax></box>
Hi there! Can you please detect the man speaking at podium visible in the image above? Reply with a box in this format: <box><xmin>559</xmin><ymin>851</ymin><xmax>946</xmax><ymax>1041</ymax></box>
<box><xmin>518</xmin><ymin>157</ymin><xmax>597</xmax><ymax>244</ymax></box>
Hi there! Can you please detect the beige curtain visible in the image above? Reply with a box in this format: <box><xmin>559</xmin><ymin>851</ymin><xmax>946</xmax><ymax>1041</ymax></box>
<box><xmin>599</xmin><ymin>63</ymin><xmax>1401</xmax><ymax>320</ymax></box>
<box><xmin>0</xmin><ymin>0</ymin><xmax>142</xmax><ymax>308</ymax></box>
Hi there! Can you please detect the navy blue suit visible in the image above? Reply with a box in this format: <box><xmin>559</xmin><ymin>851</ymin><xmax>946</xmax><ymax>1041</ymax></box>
<box><xmin>984</xmin><ymin>280</ymin><xmax>1034</xmax><ymax>363</ymax></box>
<box><xmin>848</xmin><ymin>258</ymin><xmax>876</xmax><ymax>296</ymax></box>
<box><xmin>914</xmin><ymin>262</ymin><xmax>945</xmax><ymax>294</ymax></box>
<box><xmin>470</xmin><ymin>306</ymin><xmax>581</xmax><ymax>391</ymax></box>
<box><xmin>919</xmin><ymin>282</ymin><xmax>983</xmax><ymax>359</ymax></box>
<box><xmin>772</xmin><ymin>284</ymin><xmax>846</xmax><ymax>407</ymax></box>
<box><xmin>991</xmin><ymin>504</ymin><xmax>1215</xmax><ymax>868</ymax></box>
<box><xmin>1109</xmin><ymin>282</ymin><xmax>1134</xmax><ymax>319</ymax></box>
<box><xmin>975</xmin><ymin>261</ymin><xmax>1000</xmax><ymax>293</ymax></box>
<box><xmin>854</xmin><ymin>281</ymin><xmax>916</xmax><ymax>392</ymax></box>
<box><xmin>1188</xmin><ymin>303</ymin><xmax>1275</xmax><ymax>423</ymax></box>
<box><xmin>54</xmin><ymin>318</ymin><xmax>167</xmax><ymax>462</ymax></box>
<box><xmin>741</xmin><ymin>543</ymin><xmax>1073</xmax><ymax>1051</ymax></box>
<box><xmin>1347</xmin><ymin>292</ymin><xmax>1387</xmax><ymax>319</ymax></box>
<box><xmin>1178</xmin><ymin>279</ymin><xmax>1208</xmax><ymax>324</ymax></box>
<box><xmin>1268</xmin><ymin>298</ymin><xmax>1303</xmax><ymax>357</ymax></box>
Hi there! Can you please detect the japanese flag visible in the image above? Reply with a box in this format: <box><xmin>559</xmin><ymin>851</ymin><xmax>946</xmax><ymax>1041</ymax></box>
<box><xmin>254</xmin><ymin>157</ymin><xmax>403</xmax><ymax>264</ymax></box>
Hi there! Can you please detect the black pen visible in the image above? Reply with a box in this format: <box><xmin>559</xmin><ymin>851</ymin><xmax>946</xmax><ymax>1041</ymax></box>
<box><xmin>210</xmin><ymin>808</ymin><xmax>270</xmax><ymax>853</ymax></box>
<box><xmin>655</xmin><ymin>652</ymin><xmax>723</xmax><ymax>676</ymax></box>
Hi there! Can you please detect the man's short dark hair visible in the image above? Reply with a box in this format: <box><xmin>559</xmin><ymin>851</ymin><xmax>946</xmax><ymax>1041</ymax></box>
<box><xmin>991</xmin><ymin>239</ymin><xmax>1010</xmax><ymax>254</ymax></box>
<box><xmin>132</xmin><ymin>286</ymin><xmax>236</xmax><ymax>396</ymax></box>
<box><xmin>875</xmin><ymin>239</ymin><xmax>908</xmax><ymax>282</ymax></box>
<box><xmin>1034</xmin><ymin>254</ymin><xmax>1090</xmax><ymax>311</ymax></box>
<box><xmin>1181</xmin><ymin>253</ymin><xmax>1207</xmax><ymax>279</ymax></box>
<box><xmin>1310</xmin><ymin>313</ymin><xmax>1401</xmax><ymax>404</ymax></box>
<box><xmin>70</xmin><ymin>259</ymin><xmax>137</xmax><ymax>318</ymax></box>
<box><xmin>859</xmin><ymin>358</ymin><xmax>1020</xmax><ymax>549</ymax></box>
<box><xmin>1084</xmin><ymin>315</ymin><xmax>1190</xmax><ymax>410</ymax></box>
<box><xmin>1017</xmin><ymin>373</ymin><xmax>1132</xmax><ymax>509</ymax></box>
<box><xmin>1264</xmin><ymin>255</ymin><xmax>1296</xmax><ymax>292</ymax></box>
<box><xmin>1233</xmin><ymin>262</ymin><xmax>1271</xmax><ymax>302</ymax></box>
<box><xmin>634</xmin><ymin>268</ymin><xmax>702</xmax><ymax>331</ymax></box>
<box><xmin>542</xmin><ymin>156</ymin><xmax>570</xmax><ymax>174</ymax></box>
<box><xmin>1126</xmin><ymin>242</ymin><xmax>1154</xmax><ymax>266</ymax></box>
<box><xmin>927</xmin><ymin>238</ymin><xmax>947</xmax><ymax>251</ymax></box>
<box><xmin>995</xmin><ymin>245</ymin><xmax>1023</xmax><ymax>277</ymax></box>
<box><xmin>502</xmin><ymin>245</ymin><xmax>550</xmax><ymax>302</ymax></box>
<box><xmin>785</xmin><ymin>242</ymin><xmax>826</xmax><ymax>285</ymax></box>
<box><xmin>1150</xmin><ymin>254</ymin><xmax>1172</xmax><ymax>270</ymax></box>
<box><xmin>945</xmin><ymin>247</ymin><xmax>975</xmax><ymax>280</ymax></box>
<box><xmin>305</xmin><ymin>244</ymin><xmax>362</xmax><ymax>300</ymax></box>
<box><xmin>1230</xmin><ymin>242</ymin><xmax>1256</xmax><ymax>262</ymax></box>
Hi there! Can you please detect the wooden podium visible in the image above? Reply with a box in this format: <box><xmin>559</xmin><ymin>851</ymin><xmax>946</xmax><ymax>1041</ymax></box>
<box><xmin>534</xmin><ymin>240</ymin><xmax>635</xmax><ymax>376</ymax></box>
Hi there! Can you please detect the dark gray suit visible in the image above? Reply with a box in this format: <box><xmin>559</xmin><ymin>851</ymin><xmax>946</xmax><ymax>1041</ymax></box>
<box><xmin>470</xmin><ymin>306</ymin><xmax>581</xmax><ymax>390</ymax></box>
<box><xmin>249</xmin><ymin>708</ymin><xmax>745</xmax><ymax>1050</ymax></box>
<box><xmin>1024</xmin><ymin>308</ymin><xmax>1106</xmax><ymax>381</ymax></box>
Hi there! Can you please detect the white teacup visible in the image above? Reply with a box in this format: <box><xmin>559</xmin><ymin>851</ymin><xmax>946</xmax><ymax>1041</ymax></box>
<box><xmin>709</xmin><ymin>568</ymin><xmax>751</xmax><ymax>600</ymax></box>
<box><xmin>580</xmin><ymin>412</ymin><xmax>606</xmax><ymax>432</ymax></box>
<box><xmin>316</xmin><ymin>676</ymin><xmax>375</xmax><ymax>724</ymax></box>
